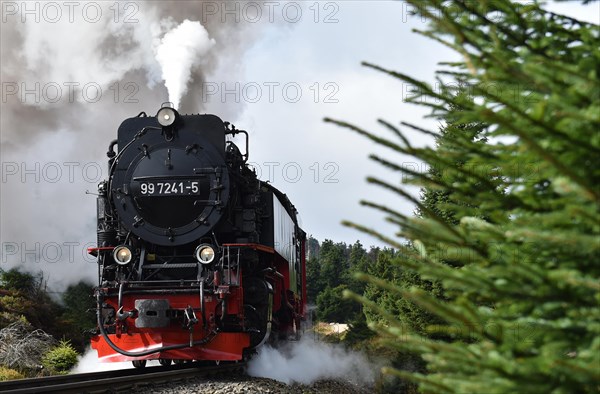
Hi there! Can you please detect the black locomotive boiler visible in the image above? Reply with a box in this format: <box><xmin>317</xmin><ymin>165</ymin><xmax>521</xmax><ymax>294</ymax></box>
<box><xmin>90</xmin><ymin>104</ymin><xmax>306</xmax><ymax>366</ymax></box>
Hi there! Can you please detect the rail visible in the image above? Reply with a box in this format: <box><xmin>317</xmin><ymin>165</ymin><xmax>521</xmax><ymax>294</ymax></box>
<box><xmin>0</xmin><ymin>361</ymin><xmax>246</xmax><ymax>394</ymax></box>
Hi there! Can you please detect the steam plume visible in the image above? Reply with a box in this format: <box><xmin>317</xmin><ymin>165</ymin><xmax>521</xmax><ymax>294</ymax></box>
<box><xmin>156</xmin><ymin>20</ymin><xmax>215</xmax><ymax>109</ymax></box>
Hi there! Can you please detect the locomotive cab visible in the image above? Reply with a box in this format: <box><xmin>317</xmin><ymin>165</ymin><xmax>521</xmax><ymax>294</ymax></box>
<box><xmin>90</xmin><ymin>105</ymin><xmax>306</xmax><ymax>366</ymax></box>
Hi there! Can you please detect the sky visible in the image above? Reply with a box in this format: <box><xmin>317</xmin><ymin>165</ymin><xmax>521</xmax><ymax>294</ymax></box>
<box><xmin>0</xmin><ymin>1</ymin><xmax>598</xmax><ymax>291</ymax></box>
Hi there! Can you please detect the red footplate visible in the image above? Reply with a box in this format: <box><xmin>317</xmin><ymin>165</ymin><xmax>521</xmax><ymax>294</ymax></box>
<box><xmin>91</xmin><ymin>331</ymin><xmax>250</xmax><ymax>362</ymax></box>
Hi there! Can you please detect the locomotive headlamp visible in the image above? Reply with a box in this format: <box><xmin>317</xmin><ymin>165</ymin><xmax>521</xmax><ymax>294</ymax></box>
<box><xmin>195</xmin><ymin>244</ymin><xmax>215</xmax><ymax>264</ymax></box>
<box><xmin>113</xmin><ymin>245</ymin><xmax>133</xmax><ymax>265</ymax></box>
<box><xmin>156</xmin><ymin>106</ymin><xmax>178</xmax><ymax>127</ymax></box>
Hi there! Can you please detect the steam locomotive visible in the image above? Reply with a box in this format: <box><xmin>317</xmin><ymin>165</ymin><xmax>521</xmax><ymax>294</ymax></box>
<box><xmin>90</xmin><ymin>104</ymin><xmax>306</xmax><ymax>367</ymax></box>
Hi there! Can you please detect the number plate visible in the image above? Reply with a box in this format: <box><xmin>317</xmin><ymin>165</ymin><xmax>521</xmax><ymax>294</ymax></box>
<box><xmin>138</xmin><ymin>180</ymin><xmax>202</xmax><ymax>196</ymax></box>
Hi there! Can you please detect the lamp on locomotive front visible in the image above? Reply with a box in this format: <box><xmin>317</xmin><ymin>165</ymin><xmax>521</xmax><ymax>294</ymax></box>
<box><xmin>156</xmin><ymin>103</ymin><xmax>179</xmax><ymax>140</ymax></box>
<box><xmin>113</xmin><ymin>245</ymin><xmax>132</xmax><ymax>265</ymax></box>
<box><xmin>195</xmin><ymin>244</ymin><xmax>216</xmax><ymax>264</ymax></box>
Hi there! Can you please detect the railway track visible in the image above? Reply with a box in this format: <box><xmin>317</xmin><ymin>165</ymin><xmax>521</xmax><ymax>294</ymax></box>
<box><xmin>0</xmin><ymin>361</ymin><xmax>246</xmax><ymax>394</ymax></box>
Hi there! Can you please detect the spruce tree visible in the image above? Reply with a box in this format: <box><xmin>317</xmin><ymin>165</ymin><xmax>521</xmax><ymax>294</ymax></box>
<box><xmin>326</xmin><ymin>1</ymin><xmax>599</xmax><ymax>392</ymax></box>
<box><xmin>346</xmin><ymin>241</ymin><xmax>371</xmax><ymax>295</ymax></box>
<box><xmin>306</xmin><ymin>256</ymin><xmax>322</xmax><ymax>303</ymax></box>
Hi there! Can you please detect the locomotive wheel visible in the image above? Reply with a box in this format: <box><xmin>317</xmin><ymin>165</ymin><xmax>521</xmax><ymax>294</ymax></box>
<box><xmin>173</xmin><ymin>359</ymin><xmax>185</xmax><ymax>365</ymax></box>
<box><xmin>158</xmin><ymin>358</ymin><xmax>172</xmax><ymax>366</ymax></box>
<box><xmin>244</xmin><ymin>304</ymin><xmax>269</xmax><ymax>349</ymax></box>
<box><xmin>132</xmin><ymin>360</ymin><xmax>146</xmax><ymax>368</ymax></box>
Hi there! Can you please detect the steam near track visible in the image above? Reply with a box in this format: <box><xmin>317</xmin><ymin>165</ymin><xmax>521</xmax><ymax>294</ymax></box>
<box><xmin>71</xmin><ymin>348</ymin><xmax>134</xmax><ymax>373</ymax></box>
<box><xmin>73</xmin><ymin>337</ymin><xmax>376</xmax><ymax>389</ymax></box>
<box><xmin>247</xmin><ymin>336</ymin><xmax>375</xmax><ymax>386</ymax></box>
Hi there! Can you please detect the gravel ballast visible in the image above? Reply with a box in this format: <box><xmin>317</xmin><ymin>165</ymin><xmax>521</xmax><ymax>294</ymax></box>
<box><xmin>130</xmin><ymin>373</ymin><xmax>373</xmax><ymax>393</ymax></box>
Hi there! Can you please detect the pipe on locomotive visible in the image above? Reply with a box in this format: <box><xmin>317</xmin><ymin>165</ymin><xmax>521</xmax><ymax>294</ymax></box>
<box><xmin>95</xmin><ymin>291</ymin><xmax>216</xmax><ymax>357</ymax></box>
<box><xmin>107</xmin><ymin>139</ymin><xmax>118</xmax><ymax>159</ymax></box>
<box><xmin>224</xmin><ymin>122</ymin><xmax>249</xmax><ymax>162</ymax></box>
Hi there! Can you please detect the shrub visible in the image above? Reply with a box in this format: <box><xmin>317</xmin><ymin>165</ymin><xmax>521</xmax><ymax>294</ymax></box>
<box><xmin>41</xmin><ymin>340</ymin><xmax>78</xmax><ymax>374</ymax></box>
<box><xmin>0</xmin><ymin>366</ymin><xmax>24</xmax><ymax>381</ymax></box>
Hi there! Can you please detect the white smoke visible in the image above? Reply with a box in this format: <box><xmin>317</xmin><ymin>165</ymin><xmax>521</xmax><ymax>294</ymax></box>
<box><xmin>70</xmin><ymin>347</ymin><xmax>160</xmax><ymax>373</ymax></box>
<box><xmin>0</xmin><ymin>2</ymin><xmax>266</xmax><ymax>291</ymax></box>
<box><xmin>247</xmin><ymin>336</ymin><xmax>375</xmax><ymax>386</ymax></box>
<box><xmin>70</xmin><ymin>348</ymin><xmax>132</xmax><ymax>373</ymax></box>
<box><xmin>156</xmin><ymin>20</ymin><xmax>215</xmax><ymax>109</ymax></box>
